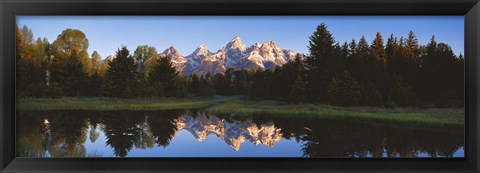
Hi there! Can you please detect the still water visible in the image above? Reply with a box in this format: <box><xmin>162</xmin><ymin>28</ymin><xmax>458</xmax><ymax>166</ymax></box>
<box><xmin>16</xmin><ymin>109</ymin><xmax>464</xmax><ymax>158</ymax></box>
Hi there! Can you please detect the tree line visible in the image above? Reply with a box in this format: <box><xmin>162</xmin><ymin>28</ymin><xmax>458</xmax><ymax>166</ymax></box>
<box><xmin>250</xmin><ymin>23</ymin><xmax>463</xmax><ymax>108</ymax></box>
<box><xmin>16</xmin><ymin>23</ymin><xmax>464</xmax><ymax>108</ymax></box>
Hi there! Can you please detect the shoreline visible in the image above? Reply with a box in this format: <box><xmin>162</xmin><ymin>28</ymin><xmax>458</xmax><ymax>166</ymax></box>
<box><xmin>17</xmin><ymin>96</ymin><xmax>464</xmax><ymax>126</ymax></box>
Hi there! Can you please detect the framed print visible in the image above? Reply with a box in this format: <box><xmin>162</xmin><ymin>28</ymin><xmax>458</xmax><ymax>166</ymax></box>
<box><xmin>1</xmin><ymin>0</ymin><xmax>479</xmax><ymax>172</ymax></box>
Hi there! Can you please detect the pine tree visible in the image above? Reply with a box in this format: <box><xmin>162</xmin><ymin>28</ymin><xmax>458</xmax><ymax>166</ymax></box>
<box><xmin>349</xmin><ymin>36</ymin><xmax>370</xmax><ymax>90</ymax></box>
<box><xmin>103</xmin><ymin>47</ymin><xmax>137</xmax><ymax>98</ymax></box>
<box><xmin>369</xmin><ymin>32</ymin><xmax>389</xmax><ymax>101</ymax></box>
<box><xmin>148</xmin><ymin>55</ymin><xmax>181</xmax><ymax>97</ymax></box>
<box><xmin>385</xmin><ymin>34</ymin><xmax>397</xmax><ymax>74</ymax></box>
<box><xmin>90</xmin><ymin>51</ymin><xmax>102</xmax><ymax>75</ymax></box>
<box><xmin>52</xmin><ymin>56</ymin><xmax>86</xmax><ymax>97</ymax></box>
<box><xmin>406</xmin><ymin>31</ymin><xmax>420</xmax><ymax>59</ymax></box>
<box><xmin>370</xmin><ymin>32</ymin><xmax>387</xmax><ymax>65</ymax></box>
<box><xmin>305</xmin><ymin>23</ymin><xmax>344</xmax><ymax>103</ymax></box>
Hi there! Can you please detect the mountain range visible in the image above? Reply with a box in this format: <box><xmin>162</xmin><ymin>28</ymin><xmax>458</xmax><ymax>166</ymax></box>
<box><xmin>158</xmin><ymin>36</ymin><xmax>300</xmax><ymax>75</ymax></box>
<box><xmin>172</xmin><ymin>113</ymin><xmax>283</xmax><ymax>151</ymax></box>
<box><xmin>102</xmin><ymin>36</ymin><xmax>300</xmax><ymax>76</ymax></box>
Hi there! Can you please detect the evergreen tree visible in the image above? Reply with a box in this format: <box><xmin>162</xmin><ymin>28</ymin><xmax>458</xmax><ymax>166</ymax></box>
<box><xmin>305</xmin><ymin>23</ymin><xmax>344</xmax><ymax>103</ymax></box>
<box><xmin>385</xmin><ymin>34</ymin><xmax>397</xmax><ymax>73</ymax></box>
<box><xmin>369</xmin><ymin>32</ymin><xmax>389</xmax><ymax>101</ymax></box>
<box><xmin>51</xmin><ymin>56</ymin><xmax>86</xmax><ymax>96</ymax></box>
<box><xmin>102</xmin><ymin>47</ymin><xmax>137</xmax><ymax>98</ymax></box>
<box><xmin>341</xmin><ymin>42</ymin><xmax>350</xmax><ymax>60</ymax></box>
<box><xmin>148</xmin><ymin>55</ymin><xmax>181</xmax><ymax>97</ymax></box>
<box><xmin>348</xmin><ymin>39</ymin><xmax>357</xmax><ymax>56</ymax></box>
<box><xmin>90</xmin><ymin>51</ymin><xmax>102</xmax><ymax>75</ymax></box>
<box><xmin>406</xmin><ymin>31</ymin><xmax>420</xmax><ymax>59</ymax></box>
<box><xmin>348</xmin><ymin>36</ymin><xmax>371</xmax><ymax>103</ymax></box>
<box><xmin>370</xmin><ymin>32</ymin><xmax>388</xmax><ymax>65</ymax></box>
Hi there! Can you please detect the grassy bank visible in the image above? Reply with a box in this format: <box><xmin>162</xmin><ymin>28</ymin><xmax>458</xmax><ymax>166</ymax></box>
<box><xmin>17</xmin><ymin>97</ymin><xmax>216</xmax><ymax>110</ymax></box>
<box><xmin>206</xmin><ymin>99</ymin><xmax>464</xmax><ymax>126</ymax></box>
<box><xmin>18</xmin><ymin>96</ymin><xmax>464</xmax><ymax>126</ymax></box>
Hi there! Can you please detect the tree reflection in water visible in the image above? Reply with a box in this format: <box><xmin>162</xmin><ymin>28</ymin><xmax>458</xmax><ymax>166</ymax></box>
<box><xmin>16</xmin><ymin>110</ymin><xmax>464</xmax><ymax>158</ymax></box>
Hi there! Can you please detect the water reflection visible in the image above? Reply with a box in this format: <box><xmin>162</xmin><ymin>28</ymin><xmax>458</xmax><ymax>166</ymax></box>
<box><xmin>16</xmin><ymin>110</ymin><xmax>464</xmax><ymax>158</ymax></box>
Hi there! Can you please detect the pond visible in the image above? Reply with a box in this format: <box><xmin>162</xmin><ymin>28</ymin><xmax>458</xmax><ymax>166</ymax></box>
<box><xmin>16</xmin><ymin>109</ymin><xmax>464</xmax><ymax>158</ymax></box>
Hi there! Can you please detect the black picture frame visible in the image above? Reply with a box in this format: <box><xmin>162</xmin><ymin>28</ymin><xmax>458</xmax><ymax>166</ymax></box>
<box><xmin>1</xmin><ymin>0</ymin><xmax>479</xmax><ymax>172</ymax></box>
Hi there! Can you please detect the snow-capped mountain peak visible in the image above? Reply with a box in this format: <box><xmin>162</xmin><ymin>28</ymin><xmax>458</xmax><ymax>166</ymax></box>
<box><xmin>154</xmin><ymin>36</ymin><xmax>301</xmax><ymax>75</ymax></box>
<box><xmin>225</xmin><ymin>36</ymin><xmax>246</xmax><ymax>51</ymax></box>
<box><xmin>184</xmin><ymin>45</ymin><xmax>212</xmax><ymax>74</ymax></box>
<box><xmin>162</xmin><ymin>46</ymin><xmax>180</xmax><ymax>56</ymax></box>
<box><xmin>190</xmin><ymin>45</ymin><xmax>211</xmax><ymax>57</ymax></box>
<box><xmin>197</xmin><ymin>44</ymin><xmax>208</xmax><ymax>50</ymax></box>
<box><xmin>159</xmin><ymin>46</ymin><xmax>187</xmax><ymax>72</ymax></box>
<box><xmin>263</xmin><ymin>40</ymin><xmax>276</xmax><ymax>47</ymax></box>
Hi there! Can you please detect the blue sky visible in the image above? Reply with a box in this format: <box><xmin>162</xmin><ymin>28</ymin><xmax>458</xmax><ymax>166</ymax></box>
<box><xmin>16</xmin><ymin>16</ymin><xmax>464</xmax><ymax>60</ymax></box>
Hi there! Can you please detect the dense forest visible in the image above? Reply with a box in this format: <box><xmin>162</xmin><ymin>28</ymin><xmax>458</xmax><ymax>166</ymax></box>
<box><xmin>16</xmin><ymin>23</ymin><xmax>464</xmax><ymax>108</ymax></box>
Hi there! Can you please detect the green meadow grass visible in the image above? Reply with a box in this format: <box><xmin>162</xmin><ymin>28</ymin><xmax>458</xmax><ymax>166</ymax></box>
<box><xmin>17</xmin><ymin>97</ymin><xmax>214</xmax><ymax>110</ymax></box>
<box><xmin>17</xmin><ymin>96</ymin><xmax>464</xmax><ymax>126</ymax></box>
<box><xmin>206</xmin><ymin>99</ymin><xmax>464</xmax><ymax>126</ymax></box>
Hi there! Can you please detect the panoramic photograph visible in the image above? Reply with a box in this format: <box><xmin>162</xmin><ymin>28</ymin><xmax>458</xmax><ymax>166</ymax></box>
<box><xmin>15</xmin><ymin>16</ymin><xmax>464</xmax><ymax>158</ymax></box>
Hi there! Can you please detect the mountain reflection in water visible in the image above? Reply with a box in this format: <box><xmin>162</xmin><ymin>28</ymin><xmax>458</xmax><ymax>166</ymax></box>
<box><xmin>16</xmin><ymin>110</ymin><xmax>464</xmax><ymax>158</ymax></box>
